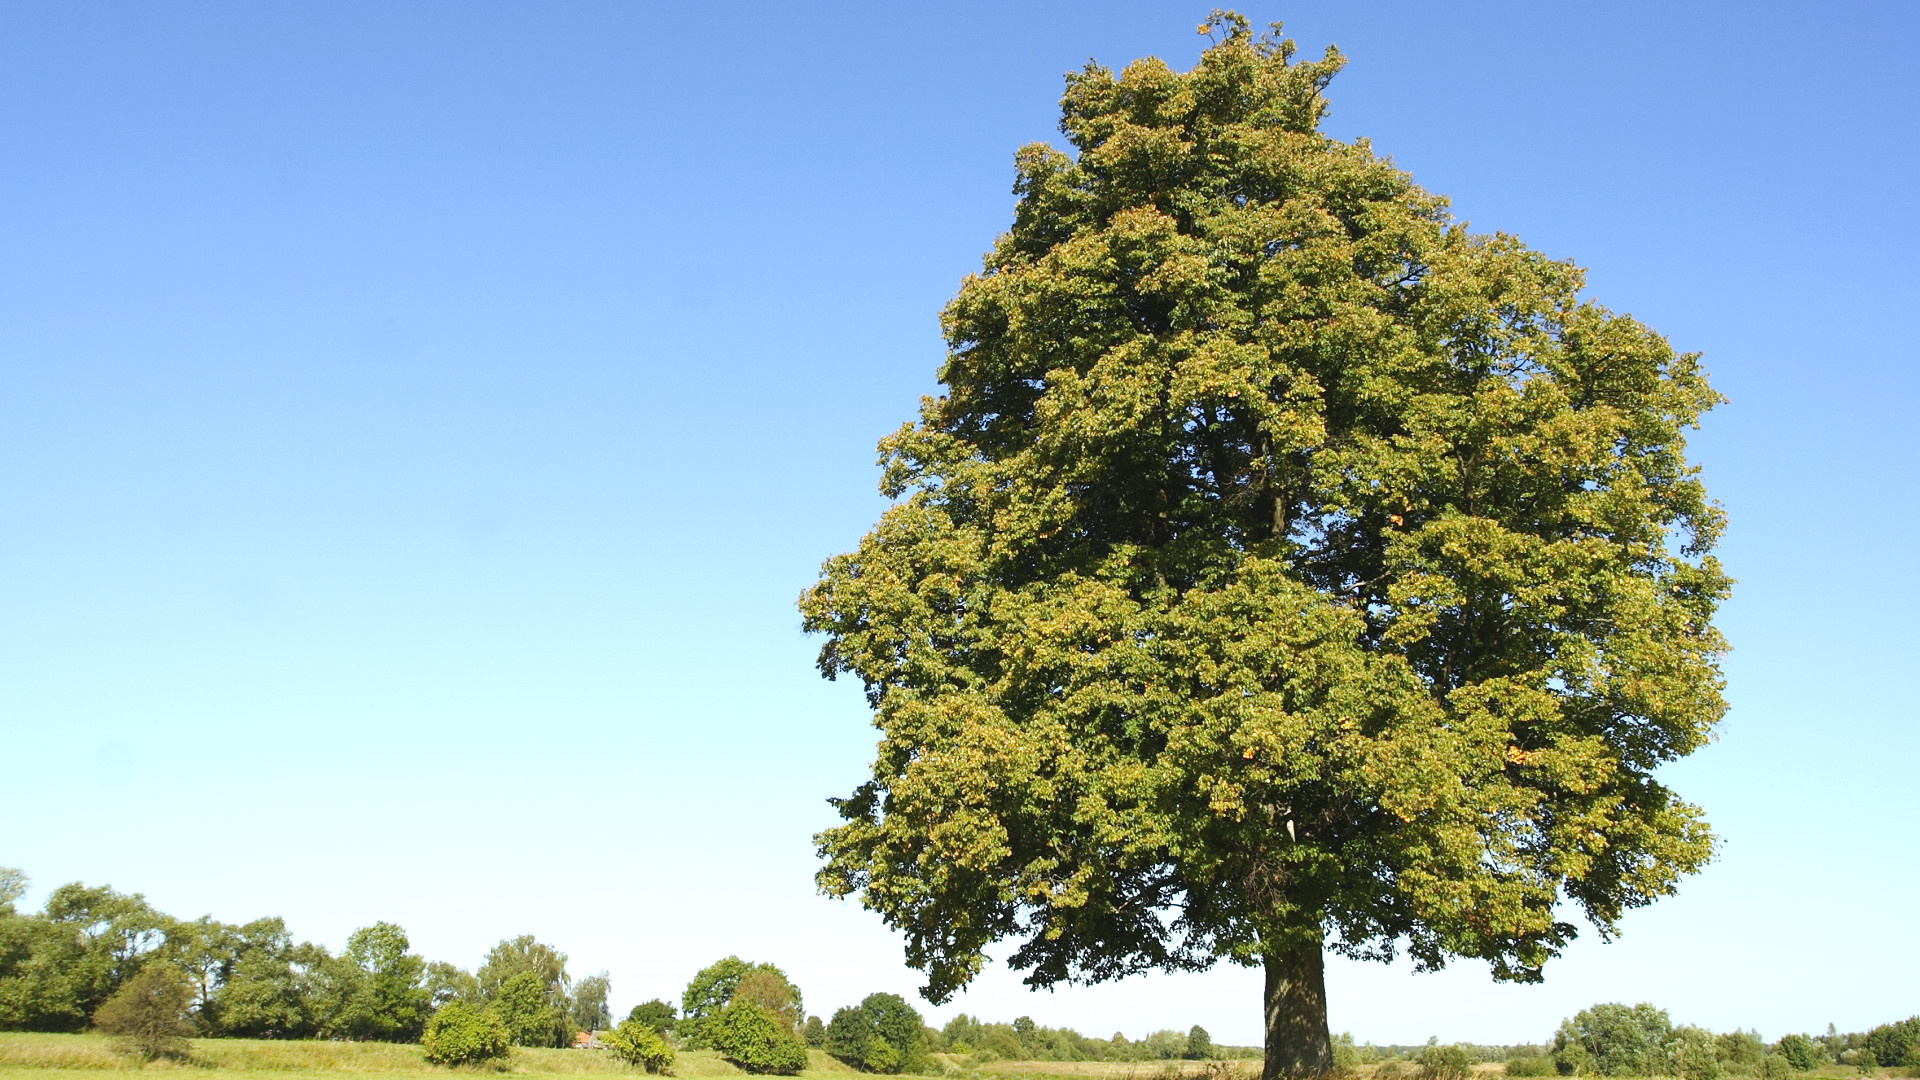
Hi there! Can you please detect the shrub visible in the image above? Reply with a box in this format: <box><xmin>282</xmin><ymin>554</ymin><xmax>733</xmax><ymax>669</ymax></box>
<box><xmin>1776</xmin><ymin>1036</ymin><xmax>1818</xmax><ymax>1072</ymax></box>
<box><xmin>93</xmin><ymin>964</ymin><xmax>194</xmax><ymax>1061</ymax></box>
<box><xmin>825</xmin><ymin>994</ymin><xmax>928</xmax><ymax>1073</ymax></box>
<box><xmin>1418</xmin><ymin>1041</ymin><xmax>1474</xmax><ymax>1080</ymax></box>
<box><xmin>1506</xmin><ymin>1056</ymin><xmax>1555</xmax><ymax>1077</ymax></box>
<box><xmin>422</xmin><ymin>1001</ymin><xmax>512</xmax><ymax>1067</ymax></box>
<box><xmin>1674</xmin><ymin>1026</ymin><xmax>1724</xmax><ymax>1080</ymax></box>
<box><xmin>1760</xmin><ymin>1055</ymin><xmax>1797</xmax><ymax>1080</ymax></box>
<box><xmin>1376</xmin><ymin>1062</ymin><xmax>1407</xmax><ymax>1079</ymax></box>
<box><xmin>605</xmin><ymin>1019</ymin><xmax>676</xmax><ymax>1074</ymax></box>
<box><xmin>1553</xmin><ymin>1004</ymin><xmax>1674</xmax><ymax>1077</ymax></box>
<box><xmin>711</xmin><ymin>1001</ymin><xmax>809</xmax><ymax>1075</ymax></box>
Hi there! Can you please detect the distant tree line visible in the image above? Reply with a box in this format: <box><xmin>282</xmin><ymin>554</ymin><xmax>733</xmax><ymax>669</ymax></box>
<box><xmin>0</xmin><ymin>869</ymin><xmax>604</xmax><ymax>1048</ymax></box>
<box><xmin>1333</xmin><ymin>1005</ymin><xmax>1919</xmax><ymax>1080</ymax></box>
<box><xmin>0</xmin><ymin>870</ymin><xmax>1239</xmax><ymax>1076</ymax></box>
<box><xmin>10</xmin><ymin>871</ymin><xmax>1911</xmax><ymax>1080</ymax></box>
<box><xmin>927</xmin><ymin>1014</ymin><xmax>1246</xmax><ymax>1063</ymax></box>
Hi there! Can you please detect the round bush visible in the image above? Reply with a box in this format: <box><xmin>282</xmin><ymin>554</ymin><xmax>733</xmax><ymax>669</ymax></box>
<box><xmin>605</xmin><ymin>1019</ymin><xmax>676</xmax><ymax>1074</ymax></box>
<box><xmin>423</xmin><ymin>1001</ymin><xmax>512</xmax><ymax>1067</ymax></box>
<box><xmin>711</xmin><ymin>1001</ymin><xmax>810</xmax><ymax>1075</ymax></box>
<box><xmin>94</xmin><ymin>964</ymin><xmax>194</xmax><ymax>1061</ymax></box>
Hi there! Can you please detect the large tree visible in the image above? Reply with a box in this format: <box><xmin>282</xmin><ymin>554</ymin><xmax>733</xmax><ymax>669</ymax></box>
<box><xmin>801</xmin><ymin>13</ymin><xmax>1728</xmax><ymax>1079</ymax></box>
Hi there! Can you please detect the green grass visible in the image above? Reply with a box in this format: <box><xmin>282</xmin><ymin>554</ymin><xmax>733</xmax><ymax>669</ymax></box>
<box><xmin>0</xmin><ymin>1034</ymin><xmax>858</xmax><ymax>1080</ymax></box>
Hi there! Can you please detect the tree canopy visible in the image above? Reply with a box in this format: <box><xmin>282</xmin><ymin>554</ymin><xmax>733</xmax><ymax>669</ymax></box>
<box><xmin>802</xmin><ymin>12</ymin><xmax>1728</xmax><ymax>1078</ymax></box>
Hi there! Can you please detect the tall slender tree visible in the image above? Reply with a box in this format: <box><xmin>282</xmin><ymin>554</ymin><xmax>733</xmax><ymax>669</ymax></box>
<box><xmin>802</xmin><ymin>13</ymin><xmax>1729</xmax><ymax>1078</ymax></box>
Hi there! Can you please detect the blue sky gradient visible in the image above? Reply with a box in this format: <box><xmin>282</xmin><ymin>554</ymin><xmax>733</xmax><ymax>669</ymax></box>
<box><xmin>2</xmin><ymin>0</ymin><xmax>1915</xmax><ymax>1047</ymax></box>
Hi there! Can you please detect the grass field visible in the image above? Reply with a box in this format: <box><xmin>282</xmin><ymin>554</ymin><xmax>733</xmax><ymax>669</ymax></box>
<box><xmin>2</xmin><ymin>1036</ymin><xmax>1905</xmax><ymax>1080</ymax></box>
<box><xmin>0</xmin><ymin>1033</ymin><xmax>857</xmax><ymax>1078</ymax></box>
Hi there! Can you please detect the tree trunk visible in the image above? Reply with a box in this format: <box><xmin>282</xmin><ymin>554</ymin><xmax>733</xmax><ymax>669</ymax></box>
<box><xmin>1262</xmin><ymin>937</ymin><xmax>1333</xmax><ymax>1080</ymax></box>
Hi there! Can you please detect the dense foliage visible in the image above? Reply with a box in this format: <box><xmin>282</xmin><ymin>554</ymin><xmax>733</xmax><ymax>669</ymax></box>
<box><xmin>605</xmin><ymin>1017</ymin><xmax>676</xmax><ymax>1073</ymax></box>
<box><xmin>91</xmin><ymin>964</ymin><xmax>193</xmax><ymax>1061</ymax></box>
<box><xmin>1553</xmin><ymin>1003</ymin><xmax>1677</xmax><ymax>1077</ymax></box>
<box><xmin>0</xmin><ymin>868</ymin><xmax>585</xmax><ymax>1050</ymax></box>
<box><xmin>421</xmin><ymin>1001</ymin><xmax>511</xmax><ymax>1066</ymax></box>
<box><xmin>709</xmin><ymin>1001</ymin><xmax>809</xmax><ymax>1075</ymax></box>
<box><xmin>679</xmin><ymin>957</ymin><xmax>786</xmax><ymax>1050</ymax></box>
<box><xmin>628</xmin><ymin>998</ymin><xmax>677</xmax><ymax>1035</ymax></box>
<box><xmin>824</xmin><ymin>993</ymin><xmax>928</xmax><ymax>1074</ymax></box>
<box><xmin>804</xmin><ymin>11</ymin><xmax>1729</xmax><ymax>1078</ymax></box>
<box><xmin>494</xmin><ymin>972</ymin><xmax>567</xmax><ymax>1048</ymax></box>
<box><xmin>571</xmin><ymin>974</ymin><xmax>613</xmax><ymax>1035</ymax></box>
<box><xmin>478</xmin><ymin>936</ymin><xmax>575</xmax><ymax>1048</ymax></box>
<box><xmin>1535</xmin><ymin>1003</ymin><xmax>1920</xmax><ymax>1079</ymax></box>
<box><xmin>1862</xmin><ymin>1018</ymin><xmax>1920</xmax><ymax>1071</ymax></box>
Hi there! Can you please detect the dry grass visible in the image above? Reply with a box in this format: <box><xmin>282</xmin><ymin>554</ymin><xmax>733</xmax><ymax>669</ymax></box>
<box><xmin>959</xmin><ymin>1061</ymin><xmax>1260</xmax><ymax>1080</ymax></box>
<box><xmin>0</xmin><ymin>1035</ymin><xmax>856</xmax><ymax>1080</ymax></box>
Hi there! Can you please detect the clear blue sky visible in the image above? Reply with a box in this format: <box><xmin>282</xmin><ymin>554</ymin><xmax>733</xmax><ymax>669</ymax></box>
<box><xmin>2</xmin><ymin>0</ymin><xmax>1914</xmax><ymax>1048</ymax></box>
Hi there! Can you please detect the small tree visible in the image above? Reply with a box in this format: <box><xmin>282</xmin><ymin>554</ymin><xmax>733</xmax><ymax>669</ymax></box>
<box><xmin>731</xmin><ymin>968</ymin><xmax>804</xmax><ymax>1033</ymax></box>
<box><xmin>1672</xmin><ymin>1027</ymin><xmax>1722</xmax><ymax>1080</ymax></box>
<box><xmin>1553</xmin><ymin>1004</ymin><xmax>1673</xmax><ymax>1077</ymax></box>
<box><xmin>679</xmin><ymin>957</ymin><xmax>753</xmax><ymax>1050</ymax></box>
<box><xmin>711</xmin><ymin>1001</ymin><xmax>810</xmax><ymax>1075</ymax></box>
<box><xmin>93</xmin><ymin>964</ymin><xmax>194</xmax><ymax>1060</ymax></box>
<box><xmin>477</xmin><ymin>936</ymin><xmax>569</xmax><ymax>1001</ymax></box>
<box><xmin>422</xmin><ymin>1000</ymin><xmax>511</xmax><ymax>1066</ymax></box>
<box><xmin>426</xmin><ymin>962</ymin><xmax>481</xmax><ymax>1009</ymax></box>
<box><xmin>629</xmin><ymin>999</ymin><xmax>677</xmax><ymax>1035</ymax></box>
<box><xmin>571</xmin><ymin>973</ymin><xmax>613</xmax><ymax>1034</ymax></box>
<box><xmin>1776</xmin><ymin>1036</ymin><xmax>1818</xmax><ymax>1072</ymax></box>
<box><xmin>332</xmin><ymin>922</ymin><xmax>431</xmax><ymax>1042</ymax></box>
<box><xmin>804</xmin><ymin>1015</ymin><xmax>827</xmax><ymax>1048</ymax></box>
<box><xmin>826</xmin><ymin>993</ymin><xmax>928</xmax><ymax>1074</ymax></box>
<box><xmin>605</xmin><ymin>1018</ymin><xmax>676</xmax><ymax>1074</ymax></box>
<box><xmin>1188</xmin><ymin>1026</ymin><xmax>1215</xmax><ymax>1061</ymax></box>
<box><xmin>1718</xmin><ymin>1031</ymin><xmax>1766</xmax><ymax>1074</ymax></box>
<box><xmin>494</xmin><ymin>970</ymin><xmax>566</xmax><ymax>1047</ymax></box>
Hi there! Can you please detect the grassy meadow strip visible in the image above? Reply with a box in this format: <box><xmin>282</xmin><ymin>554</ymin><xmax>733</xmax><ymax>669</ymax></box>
<box><xmin>0</xmin><ymin>1036</ymin><xmax>870</xmax><ymax>1077</ymax></box>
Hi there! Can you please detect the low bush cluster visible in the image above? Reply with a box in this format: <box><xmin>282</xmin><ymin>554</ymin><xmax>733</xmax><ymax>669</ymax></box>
<box><xmin>420</xmin><ymin>1001</ymin><xmax>510</xmax><ymax>1067</ymax></box>
<box><xmin>825</xmin><ymin>993</ymin><xmax>927</xmax><ymax>1074</ymax></box>
<box><xmin>604</xmin><ymin>1019</ymin><xmax>675</xmax><ymax>1074</ymax></box>
<box><xmin>1536</xmin><ymin>1004</ymin><xmax>1920</xmax><ymax>1078</ymax></box>
<box><xmin>1418</xmin><ymin>1041</ymin><xmax>1475</xmax><ymax>1080</ymax></box>
<box><xmin>710</xmin><ymin>1001</ymin><xmax>809</xmax><ymax>1074</ymax></box>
